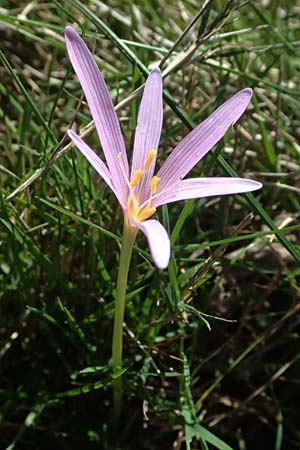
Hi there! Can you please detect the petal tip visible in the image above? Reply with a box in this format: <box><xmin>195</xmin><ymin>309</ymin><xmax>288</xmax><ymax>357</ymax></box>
<box><xmin>152</xmin><ymin>243</ymin><xmax>170</xmax><ymax>269</ymax></box>
<box><xmin>147</xmin><ymin>67</ymin><xmax>162</xmax><ymax>87</ymax></box>
<box><xmin>241</xmin><ymin>87</ymin><xmax>253</xmax><ymax>97</ymax></box>
<box><xmin>64</xmin><ymin>25</ymin><xmax>77</xmax><ymax>40</ymax></box>
<box><xmin>233</xmin><ymin>178</ymin><xmax>263</xmax><ymax>193</ymax></box>
<box><xmin>156</xmin><ymin>258</ymin><xmax>169</xmax><ymax>270</ymax></box>
<box><xmin>67</xmin><ymin>129</ymin><xmax>75</xmax><ymax>139</ymax></box>
<box><xmin>150</xmin><ymin>67</ymin><xmax>161</xmax><ymax>74</ymax></box>
<box><xmin>231</xmin><ymin>88</ymin><xmax>253</xmax><ymax>125</ymax></box>
<box><xmin>148</xmin><ymin>67</ymin><xmax>162</xmax><ymax>84</ymax></box>
<box><xmin>236</xmin><ymin>87</ymin><xmax>253</xmax><ymax>106</ymax></box>
<box><xmin>132</xmin><ymin>219</ymin><xmax>170</xmax><ymax>269</ymax></box>
<box><xmin>250</xmin><ymin>180</ymin><xmax>263</xmax><ymax>191</ymax></box>
<box><xmin>152</xmin><ymin>252</ymin><xmax>170</xmax><ymax>270</ymax></box>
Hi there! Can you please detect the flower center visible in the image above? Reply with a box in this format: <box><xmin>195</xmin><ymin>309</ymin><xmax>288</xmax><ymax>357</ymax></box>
<box><xmin>127</xmin><ymin>149</ymin><xmax>160</xmax><ymax>222</ymax></box>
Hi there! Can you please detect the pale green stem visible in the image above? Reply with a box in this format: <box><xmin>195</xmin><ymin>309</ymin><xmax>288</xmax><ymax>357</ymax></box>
<box><xmin>112</xmin><ymin>218</ymin><xmax>137</xmax><ymax>420</ymax></box>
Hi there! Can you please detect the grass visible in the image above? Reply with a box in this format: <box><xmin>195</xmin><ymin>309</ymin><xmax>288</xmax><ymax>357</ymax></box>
<box><xmin>1</xmin><ymin>1</ymin><xmax>300</xmax><ymax>449</ymax></box>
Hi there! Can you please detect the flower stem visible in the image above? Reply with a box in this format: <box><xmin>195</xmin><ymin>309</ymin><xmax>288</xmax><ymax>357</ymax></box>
<box><xmin>112</xmin><ymin>219</ymin><xmax>137</xmax><ymax>420</ymax></box>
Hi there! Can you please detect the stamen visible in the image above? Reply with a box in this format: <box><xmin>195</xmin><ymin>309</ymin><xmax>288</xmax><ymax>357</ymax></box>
<box><xmin>138</xmin><ymin>207</ymin><xmax>156</xmax><ymax>221</ymax></box>
<box><xmin>144</xmin><ymin>149</ymin><xmax>156</xmax><ymax>170</ymax></box>
<box><xmin>150</xmin><ymin>176</ymin><xmax>160</xmax><ymax>194</ymax></box>
<box><xmin>137</xmin><ymin>182</ymin><xmax>176</xmax><ymax>214</ymax></box>
<box><xmin>130</xmin><ymin>169</ymin><xmax>143</xmax><ymax>188</ymax></box>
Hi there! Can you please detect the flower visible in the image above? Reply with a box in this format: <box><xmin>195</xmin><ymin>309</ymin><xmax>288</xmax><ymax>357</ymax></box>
<box><xmin>65</xmin><ymin>26</ymin><xmax>262</xmax><ymax>269</ymax></box>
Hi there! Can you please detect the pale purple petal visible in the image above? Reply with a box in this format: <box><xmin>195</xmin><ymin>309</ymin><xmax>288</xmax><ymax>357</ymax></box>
<box><xmin>155</xmin><ymin>89</ymin><xmax>253</xmax><ymax>193</ymax></box>
<box><xmin>64</xmin><ymin>26</ymin><xmax>129</xmax><ymax>202</ymax></box>
<box><xmin>68</xmin><ymin>130</ymin><xmax>125</xmax><ymax>208</ymax></box>
<box><xmin>131</xmin><ymin>68</ymin><xmax>163</xmax><ymax>203</ymax></box>
<box><xmin>130</xmin><ymin>218</ymin><xmax>170</xmax><ymax>269</ymax></box>
<box><xmin>152</xmin><ymin>177</ymin><xmax>262</xmax><ymax>207</ymax></box>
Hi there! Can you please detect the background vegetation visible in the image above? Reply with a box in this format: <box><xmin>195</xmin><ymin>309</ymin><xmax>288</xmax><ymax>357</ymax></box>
<box><xmin>0</xmin><ymin>0</ymin><xmax>300</xmax><ymax>449</ymax></box>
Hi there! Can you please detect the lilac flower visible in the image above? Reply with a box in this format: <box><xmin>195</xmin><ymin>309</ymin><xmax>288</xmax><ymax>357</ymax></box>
<box><xmin>65</xmin><ymin>26</ymin><xmax>262</xmax><ymax>269</ymax></box>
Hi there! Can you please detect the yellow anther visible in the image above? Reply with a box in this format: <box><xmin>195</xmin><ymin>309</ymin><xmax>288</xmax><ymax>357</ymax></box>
<box><xmin>138</xmin><ymin>207</ymin><xmax>156</xmax><ymax>221</ymax></box>
<box><xmin>130</xmin><ymin>169</ymin><xmax>143</xmax><ymax>187</ymax></box>
<box><xmin>150</xmin><ymin>176</ymin><xmax>160</xmax><ymax>194</ymax></box>
<box><xmin>144</xmin><ymin>149</ymin><xmax>157</xmax><ymax>170</ymax></box>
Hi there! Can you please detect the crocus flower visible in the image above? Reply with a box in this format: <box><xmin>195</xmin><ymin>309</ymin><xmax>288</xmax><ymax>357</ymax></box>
<box><xmin>65</xmin><ymin>26</ymin><xmax>262</xmax><ymax>269</ymax></box>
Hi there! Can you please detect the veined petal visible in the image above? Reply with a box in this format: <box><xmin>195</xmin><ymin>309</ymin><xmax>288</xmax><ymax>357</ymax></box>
<box><xmin>64</xmin><ymin>26</ymin><xmax>129</xmax><ymax>202</ymax></box>
<box><xmin>156</xmin><ymin>89</ymin><xmax>253</xmax><ymax>193</ymax></box>
<box><xmin>131</xmin><ymin>68</ymin><xmax>163</xmax><ymax>203</ymax></box>
<box><xmin>152</xmin><ymin>177</ymin><xmax>262</xmax><ymax>207</ymax></box>
<box><xmin>131</xmin><ymin>218</ymin><xmax>170</xmax><ymax>269</ymax></box>
<box><xmin>68</xmin><ymin>130</ymin><xmax>125</xmax><ymax>208</ymax></box>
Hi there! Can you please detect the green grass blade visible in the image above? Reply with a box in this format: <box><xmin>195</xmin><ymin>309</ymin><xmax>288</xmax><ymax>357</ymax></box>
<box><xmin>0</xmin><ymin>50</ymin><xmax>57</xmax><ymax>145</ymax></box>
<box><xmin>38</xmin><ymin>197</ymin><xmax>120</xmax><ymax>242</ymax></box>
<box><xmin>193</xmin><ymin>424</ymin><xmax>235</xmax><ymax>450</ymax></box>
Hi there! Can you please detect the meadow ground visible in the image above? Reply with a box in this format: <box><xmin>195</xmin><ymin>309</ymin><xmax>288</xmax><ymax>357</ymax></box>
<box><xmin>0</xmin><ymin>1</ymin><xmax>300</xmax><ymax>449</ymax></box>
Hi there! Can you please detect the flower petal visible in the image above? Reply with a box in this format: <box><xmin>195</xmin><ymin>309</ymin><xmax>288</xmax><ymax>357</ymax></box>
<box><xmin>68</xmin><ymin>130</ymin><xmax>125</xmax><ymax>207</ymax></box>
<box><xmin>156</xmin><ymin>89</ymin><xmax>253</xmax><ymax>193</ymax></box>
<box><xmin>131</xmin><ymin>218</ymin><xmax>170</xmax><ymax>269</ymax></box>
<box><xmin>152</xmin><ymin>177</ymin><xmax>262</xmax><ymax>207</ymax></box>
<box><xmin>64</xmin><ymin>26</ymin><xmax>129</xmax><ymax>202</ymax></box>
<box><xmin>131</xmin><ymin>68</ymin><xmax>163</xmax><ymax>203</ymax></box>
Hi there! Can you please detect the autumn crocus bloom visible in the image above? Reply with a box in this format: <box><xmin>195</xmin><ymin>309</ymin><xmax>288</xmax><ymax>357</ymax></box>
<box><xmin>64</xmin><ymin>26</ymin><xmax>262</xmax><ymax>417</ymax></box>
<box><xmin>65</xmin><ymin>26</ymin><xmax>262</xmax><ymax>269</ymax></box>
